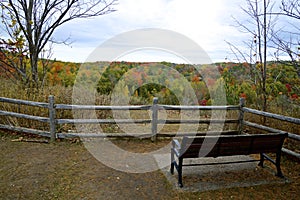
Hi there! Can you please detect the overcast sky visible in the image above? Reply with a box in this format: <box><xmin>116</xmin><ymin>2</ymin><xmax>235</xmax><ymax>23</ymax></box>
<box><xmin>51</xmin><ymin>0</ymin><xmax>286</xmax><ymax>63</ymax></box>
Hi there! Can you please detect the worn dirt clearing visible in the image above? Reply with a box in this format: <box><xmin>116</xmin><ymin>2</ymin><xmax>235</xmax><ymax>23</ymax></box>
<box><xmin>0</xmin><ymin>132</ymin><xmax>299</xmax><ymax>199</ymax></box>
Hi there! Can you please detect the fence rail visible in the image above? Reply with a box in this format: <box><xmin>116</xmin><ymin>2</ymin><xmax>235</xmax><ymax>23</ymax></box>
<box><xmin>242</xmin><ymin>107</ymin><xmax>300</xmax><ymax>159</ymax></box>
<box><xmin>0</xmin><ymin>110</ymin><xmax>49</xmax><ymax>122</ymax></box>
<box><xmin>56</xmin><ymin>104</ymin><xmax>152</xmax><ymax>110</ymax></box>
<box><xmin>0</xmin><ymin>96</ymin><xmax>299</xmax><ymax>159</ymax></box>
<box><xmin>242</xmin><ymin>107</ymin><xmax>300</xmax><ymax>124</ymax></box>
<box><xmin>0</xmin><ymin>97</ymin><xmax>49</xmax><ymax>108</ymax></box>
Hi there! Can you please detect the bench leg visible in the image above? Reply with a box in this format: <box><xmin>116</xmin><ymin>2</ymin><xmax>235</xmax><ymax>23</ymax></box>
<box><xmin>170</xmin><ymin>163</ymin><xmax>174</xmax><ymax>174</ymax></box>
<box><xmin>178</xmin><ymin>158</ymin><xmax>183</xmax><ymax>187</ymax></box>
<box><xmin>275</xmin><ymin>151</ymin><xmax>284</xmax><ymax>178</ymax></box>
<box><xmin>258</xmin><ymin>153</ymin><xmax>265</xmax><ymax>167</ymax></box>
<box><xmin>170</xmin><ymin>150</ymin><xmax>174</xmax><ymax>174</ymax></box>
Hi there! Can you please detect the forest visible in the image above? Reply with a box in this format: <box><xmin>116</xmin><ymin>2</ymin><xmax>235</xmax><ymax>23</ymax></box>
<box><xmin>2</xmin><ymin>59</ymin><xmax>298</xmax><ymax>117</ymax></box>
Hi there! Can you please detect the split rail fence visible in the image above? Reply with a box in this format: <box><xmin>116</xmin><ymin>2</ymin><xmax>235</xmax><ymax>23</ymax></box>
<box><xmin>0</xmin><ymin>95</ymin><xmax>299</xmax><ymax>160</ymax></box>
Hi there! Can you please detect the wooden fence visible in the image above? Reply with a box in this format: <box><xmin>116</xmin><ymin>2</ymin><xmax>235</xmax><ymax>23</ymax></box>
<box><xmin>241</xmin><ymin>107</ymin><xmax>300</xmax><ymax>159</ymax></box>
<box><xmin>0</xmin><ymin>96</ymin><xmax>299</xmax><ymax>159</ymax></box>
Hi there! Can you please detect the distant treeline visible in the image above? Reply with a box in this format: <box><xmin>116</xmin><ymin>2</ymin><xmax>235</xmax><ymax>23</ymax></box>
<box><xmin>43</xmin><ymin>60</ymin><xmax>299</xmax><ymax>107</ymax></box>
<box><xmin>2</xmin><ymin>60</ymin><xmax>298</xmax><ymax>108</ymax></box>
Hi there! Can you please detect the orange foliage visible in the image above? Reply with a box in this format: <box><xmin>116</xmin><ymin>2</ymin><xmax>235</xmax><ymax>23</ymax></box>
<box><xmin>240</xmin><ymin>93</ymin><xmax>247</xmax><ymax>99</ymax></box>
<box><xmin>191</xmin><ymin>75</ymin><xmax>200</xmax><ymax>83</ymax></box>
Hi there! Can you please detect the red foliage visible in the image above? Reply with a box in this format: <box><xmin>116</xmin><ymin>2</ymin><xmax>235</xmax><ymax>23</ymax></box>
<box><xmin>285</xmin><ymin>84</ymin><xmax>292</xmax><ymax>93</ymax></box>
<box><xmin>291</xmin><ymin>94</ymin><xmax>298</xmax><ymax>100</ymax></box>
<box><xmin>0</xmin><ymin>52</ymin><xmax>16</xmax><ymax>78</ymax></box>
<box><xmin>199</xmin><ymin>99</ymin><xmax>207</xmax><ymax>106</ymax></box>
<box><xmin>240</xmin><ymin>93</ymin><xmax>247</xmax><ymax>99</ymax></box>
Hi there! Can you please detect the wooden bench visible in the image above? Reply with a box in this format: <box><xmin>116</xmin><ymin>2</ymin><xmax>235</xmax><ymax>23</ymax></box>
<box><xmin>170</xmin><ymin>133</ymin><xmax>288</xmax><ymax>187</ymax></box>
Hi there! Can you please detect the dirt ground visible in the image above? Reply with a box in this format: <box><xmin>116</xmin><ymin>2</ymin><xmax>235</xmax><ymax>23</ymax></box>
<box><xmin>0</xmin><ymin>131</ymin><xmax>300</xmax><ymax>200</ymax></box>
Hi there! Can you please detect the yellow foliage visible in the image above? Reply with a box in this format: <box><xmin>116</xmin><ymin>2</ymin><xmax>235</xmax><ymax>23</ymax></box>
<box><xmin>256</xmin><ymin>63</ymin><xmax>262</xmax><ymax>69</ymax></box>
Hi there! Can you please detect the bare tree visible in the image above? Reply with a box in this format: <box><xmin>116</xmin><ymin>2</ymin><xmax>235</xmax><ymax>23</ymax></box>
<box><xmin>280</xmin><ymin>0</ymin><xmax>300</xmax><ymax>19</ymax></box>
<box><xmin>270</xmin><ymin>0</ymin><xmax>300</xmax><ymax>75</ymax></box>
<box><xmin>230</xmin><ymin>0</ymin><xmax>274</xmax><ymax>112</ymax></box>
<box><xmin>0</xmin><ymin>0</ymin><xmax>117</xmax><ymax>88</ymax></box>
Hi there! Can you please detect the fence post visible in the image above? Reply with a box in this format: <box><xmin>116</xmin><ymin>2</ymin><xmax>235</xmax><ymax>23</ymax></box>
<box><xmin>49</xmin><ymin>95</ymin><xmax>56</xmax><ymax>142</ymax></box>
<box><xmin>238</xmin><ymin>97</ymin><xmax>245</xmax><ymax>134</ymax></box>
<box><xmin>151</xmin><ymin>97</ymin><xmax>158</xmax><ymax>142</ymax></box>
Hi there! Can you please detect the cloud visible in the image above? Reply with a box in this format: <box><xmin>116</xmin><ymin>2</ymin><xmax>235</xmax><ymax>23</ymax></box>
<box><xmin>51</xmin><ymin>0</ymin><xmax>250</xmax><ymax>63</ymax></box>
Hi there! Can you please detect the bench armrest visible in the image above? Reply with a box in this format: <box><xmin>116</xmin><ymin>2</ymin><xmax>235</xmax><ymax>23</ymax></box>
<box><xmin>172</xmin><ymin>139</ymin><xmax>181</xmax><ymax>157</ymax></box>
<box><xmin>172</xmin><ymin>139</ymin><xmax>181</xmax><ymax>149</ymax></box>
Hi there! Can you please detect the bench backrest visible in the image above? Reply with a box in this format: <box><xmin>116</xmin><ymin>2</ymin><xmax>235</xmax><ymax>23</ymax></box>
<box><xmin>180</xmin><ymin>133</ymin><xmax>288</xmax><ymax>158</ymax></box>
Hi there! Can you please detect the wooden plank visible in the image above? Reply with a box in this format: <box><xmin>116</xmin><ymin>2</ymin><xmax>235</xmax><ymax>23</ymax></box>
<box><xmin>57</xmin><ymin>119</ymin><xmax>238</xmax><ymax>125</ymax></box>
<box><xmin>282</xmin><ymin>148</ymin><xmax>300</xmax><ymax>160</ymax></box>
<box><xmin>160</xmin><ymin>105</ymin><xmax>240</xmax><ymax>111</ymax></box>
<box><xmin>57</xmin><ymin>132</ymin><xmax>153</xmax><ymax>139</ymax></box>
<box><xmin>56</xmin><ymin>118</ymin><xmax>151</xmax><ymax>124</ymax></box>
<box><xmin>157</xmin><ymin>130</ymin><xmax>240</xmax><ymax>137</ymax></box>
<box><xmin>159</xmin><ymin>119</ymin><xmax>239</xmax><ymax>124</ymax></box>
<box><xmin>0</xmin><ymin>97</ymin><xmax>48</xmax><ymax>108</ymax></box>
<box><xmin>151</xmin><ymin>97</ymin><xmax>158</xmax><ymax>142</ymax></box>
<box><xmin>238</xmin><ymin>98</ymin><xmax>245</xmax><ymax>133</ymax></box>
<box><xmin>0</xmin><ymin>124</ymin><xmax>50</xmax><ymax>137</ymax></box>
<box><xmin>182</xmin><ymin>159</ymin><xmax>258</xmax><ymax>167</ymax></box>
<box><xmin>55</xmin><ymin>104</ymin><xmax>151</xmax><ymax>110</ymax></box>
<box><xmin>243</xmin><ymin>121</ymin><xmax>300</xmax><ymax>141</ymax></box>
<box><xmin>48</xmin><ymin>95</ymin><xmax>56</xmax><ymax>142</ymax></box>
<box><xmin>179</xmin><ymin>133</ymin><xmax>287</xmax><ymax>158</ymax></box>
<box><xmin>56</xmin><ymin>130</ymin><xmax>240</xmax><ymax>138</ymax></box>
<box><xmin>0</xmin><ymin>110</ymin><xmax>49</xmax><ymax>123</ymax></box>
<box><xmin>242</xmin><ymin>107</ymin><xmax>300</xmax><ymax>124</ymax></box>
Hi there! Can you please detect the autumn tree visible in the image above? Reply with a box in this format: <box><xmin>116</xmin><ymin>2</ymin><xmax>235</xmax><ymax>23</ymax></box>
<box><xmin>0</xmin><ymin>24</ymin><xmax>28</xmax><ymax>82</ymax></box>
<box><xmin>0</xmin><ymin>0</ymin><xmax>117</xmax><ymax>89</ymax></box>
